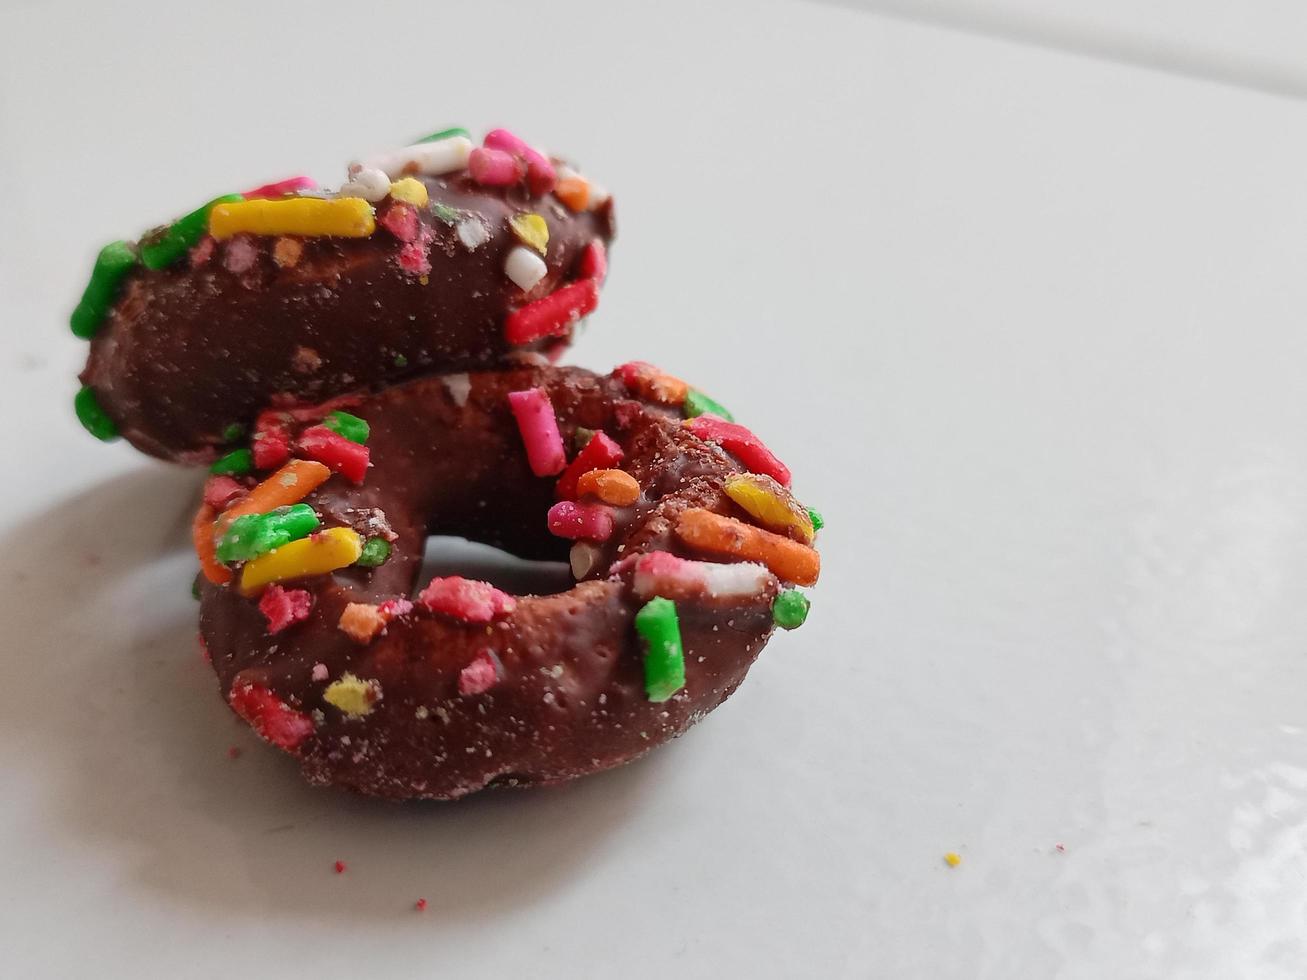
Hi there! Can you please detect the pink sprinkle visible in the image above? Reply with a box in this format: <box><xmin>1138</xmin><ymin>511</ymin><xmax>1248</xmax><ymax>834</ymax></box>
<box><xmin>203</xmin><ymin>474</ymin><xmax>245</xmax><ymax>510</ymax></box>
<box><xmin>259</xmin><ymin>585</ymin><xmax>313</xmax><ymax>634</ymax></box>
<box><xmin>223</xmin><ymin>235</ymin><xmax>260</xmax><ymax>274</ymax></box>
<box><xmin>468</xmin><ymin>147</ymin><xmax>526</xmax><ymax>186</ymax></box>
<box><xmin>483</xmin><ymin>128</ymin><xmax>529</xmax><ymax>156</ymax></box>
<box><xmin>546</xmin><ymin>500</ymin><xmax>614</xmax><ymax>541</ymax></box>
<box><xmin>334</xmin><ymin>860</ymin><xmax>347</xmax><ymax>874</ymax></box>
<box><xmin>228</xmin><ymin>682</ymin><xmax>315</xmax><ymax>752</ymax></box>
<box><xmin>379</xmin><ymin>201</ymin><xmax>418</xmax><ymax>242</ymax></box>
<box><xmin>683</xmin><ymin>415</ymin><xmax>792</xmax><ymax>487</ymax></box>
<box><xmin>417</xmin><ymin>576</ymin><xmax>516</xmax><ymax>624</ymax></box>
<box><xmin>1055</xmin><ymin>843</ymin><xmax>1066</xmax><ymax>853</ymax></box>
<box><xmin>415</xmin><ymin>898</ymin><xmax>428</xmax><ymax>912</ymax></box>
<box><xmin>397</xmin><ymin>225</ymin><xmax>433</xmax><ymax>276</ymax></box>
<box><xmin>190</xmin><ymin>236</ymin><xmax>216</xmax><ymax>268</ymax></box>
<box><xmin>458</xmin><ymin>649</ymin><xmax>500</xmax><ymax>696</ymax></box>
<box><xmin>579</xmin><ymin>239</ymin><xmax>607</xmax><ymax>283</ymax></box>
<box><xmin>311</xmin><ymin>662</ymin><xmax>328</xmax><ymax>682</ymax></box>
<box><xmin>242</xmin><ymin>175</ymin><xmax>317</xmax><ymax>198</ymax></box>
<box><xmin>378</xmin><ymin>597</ymin><xmax>415</xmax><ymax>620</ymax></box>
<box><xmin>507</xmin><ymin>387</ymin><xmax>567</xmax><ymax>476</ymax></box>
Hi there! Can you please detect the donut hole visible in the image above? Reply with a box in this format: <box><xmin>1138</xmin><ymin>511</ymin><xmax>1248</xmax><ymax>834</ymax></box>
<box><xmin>415</xmin><ymin>534</ymin><xmax>573</xmax><ymax>598</ymax></box>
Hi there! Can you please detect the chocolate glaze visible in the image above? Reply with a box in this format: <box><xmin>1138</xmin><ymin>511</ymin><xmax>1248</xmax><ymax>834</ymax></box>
<box><xmin>81</xmin><ymin>176</ymin><xmax>614</xmax><ymax>461</ymax></box>
<box><xmin>200</xmin><ymin>366</ymin><xmax>782</xmax><ymax>800</ymax></box>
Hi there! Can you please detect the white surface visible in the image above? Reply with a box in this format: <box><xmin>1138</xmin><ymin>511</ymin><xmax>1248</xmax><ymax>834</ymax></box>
<box><xmin>4</xmin><ymin>0</ymin><xmax>1307</xmax><ymax>976</ymax></box>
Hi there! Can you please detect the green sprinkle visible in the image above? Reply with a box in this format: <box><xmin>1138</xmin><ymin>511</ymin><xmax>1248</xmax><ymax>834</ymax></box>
<box><xmin>74</xmin><ymin>386</ymin><xmax>118</xmax><ymax>441</ymax></box>
<box><xmin>394</xmin><ymin>353</ymin><xmax>409</xmax><ymax>368</ymax></box>
<box><xmin>210</xmin><ymin>447</ymin><xmax>254</xmax><ymax>476</ymax></box>
<box><xmin>431</xmin><ymin>203</ymin><xmax>460</xmax><ymax>225</ymax></box>
<box><xmin>139</xmin><ymin>193</ymin><xmax>243</xmax><ymax>270</ymax></box>
<box><xmin>191</xmin><ymin>575</ymin><xmax>202</xmax><ymax>600</ymax></box>
<box><xmin>772</xmin><ymin>589</ymin><xmax>811</xmax><ymax>630</ymax></box>
<box><xmin>216</xmin><ymin>504</ymin><xmax>319</xmax><ymax>563</ymax></box>
<box><xmin>683</xmin><ymin>389</ymin><xmax>735</xmax><ymax>422</ymax></box>
<box><xmin>807</xmin><ymin>507</ymin><xmax>824</xmax><ymax>532</ymax></box>
<box><xmin>221</xmin><ymin>422</ymin><xmax>246</xmax><ymax>443</ymax></box>
<box><xmin>416</xmin><ymin>126</ymin><xmax>471</xmax><ymax>144</ymax></box>
<box><xmin>573</xmin><ymin>427</ymin><xmax>597</xmax><ymax>453</ymax></box>
<box><xmin>323</xmin><ymin>410</ymin><xmax>370</xmax><ymax>444</ymax></box>
<box><xmin>70</xmin><ymin>241</ymin><xmax>137</xmax><ymax>339</ymax></box>
<box><xmin>356</xmin><ymin>537</ymin><xmax>392</xmax><ymax>567</ymax></box>
<box><xmin>634</xmin><ymin>597</ymin><xmax>686</xmax><ymax>702</ymax></box>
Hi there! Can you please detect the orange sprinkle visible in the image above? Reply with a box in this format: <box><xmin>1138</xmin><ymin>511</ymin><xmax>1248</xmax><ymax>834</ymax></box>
<box><xmin>215</xmin><ymin>459</ymin><xmax>332</xmax><ymax>533</ymax></box>
<box><xmin>554</xmin><ymin>176</ymin><xmax>590</xmax><ymax>211</ymax></box>
<box><xmin>192</xmin><ymin>503</ymin><xmax>233</xmax><ymax>585</ymax></box>
<box><xmin>575</xmin><ymin>468</ymin><xmax>640</xmax><ymax>506</ymax></box>
<box><xmin>339</xmin><ymin>602</ymin><xmax>386</xmax><ymax>643</ymax></box>
<box><xmin>675</xmin><ymin>508</ymin><xmax>820</xmax><ymax>586</ymax></box>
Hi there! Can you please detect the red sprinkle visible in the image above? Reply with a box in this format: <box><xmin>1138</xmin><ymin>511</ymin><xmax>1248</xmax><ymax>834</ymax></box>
<box><xmin>458</xmin><ymin>649</ymin><xmax>500</xmax><ymax>696</ymax></box>
<box><xmin>203</xmin><ymin>475</ymin><xmax>246</xmax><ymax>510</ymax></box>
<box><xmin>415</xmin><ymin>898</ymin><xmax>428</xmax><ymax>912</ymax></box>
<box><xmin>228</xmin><ymin>682</ymin><xmax>315</xmax><ymax>752</ymax></box>
<box><xmin>297</xmin><ymin>425</ymin><xmax>370</xmax><ymax>484</ymax></box>
<box><xmin>417</xmin><ymin>576</ymin><xmax>516</xmax><ymax>624</ymax></box>
<box><xmin>242</xmin><ymin>175</ymin><xmax>318</xmax><ymax>198</ymax></box>
<box><xmin>683</xmin><ymin>415</ymin><xmax>792</xmax><ymax>487</ymax></box>
<box><xmin>379</xmin><ymin>201</ymin><xmax>419</xmax><ymax>242</ymax></box>
<box><xmin>555</xmin><ymin>431</ymin><xmax>624</xmax><ymax>500</ymax></box>
<box><xmin>334</xmin><ymin>860</ymin><xmax>347</xmax><ymax>874</ymax></box>
<box><xmin>258</xmin><ymin>584</ymin><xmax>313</xmax><ymax>634</ymax></box>
<box><xmin>504</xmin><ymin>278</ymin><xmax>599</xmax><ymax>345</ymax></box>
<box><xmin>252</xmin><ymin>411</ymin><xmax>292</xmax><ymax>470</ymax></box>
<box><xmin>546</xmin><ymin>500</ymin><xmax>614</xmax><ymax>541</ymax></box>
<box><xmin>398</xmin><ymin>225</ymin><xmax>433</xmax><ymax>275</ymax></box>
<box><xmin>579</xmin><ymin>239</ymin><xmax>607</xmax><ymax>283</ymax></box>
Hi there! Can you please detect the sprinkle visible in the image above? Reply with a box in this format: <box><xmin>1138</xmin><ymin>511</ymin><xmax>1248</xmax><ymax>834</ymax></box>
<box><xmin>579</xmin><ymin>239</ymin><xmax>607</xmax><ymax>283</ymax></box>
<box><xmin>394</xmin><ymin>353</ymin><xmax>409</xmax><ymax>367</ymax></box>
<box><xmin>338</xmin><ymin>166</ymin><xmax>391</xmax><ymax>202</ymax></box>
<box><xmin>192</xmin><ymin>576</ymin><xmax>202</xmax><ymax>600</ymax></box>
<box><xmin>311</xmin><ymin>663</ymin><xmax>329</xmax><ymax>682</ymax></box>
<box><xmin>683</xmin><ymin>416</ymin><xmax>792</xmax><ymax>487</ymax></box>
<box><xmin>356</xmin><ymin>537</ymin><xmax>392</xmax><ymax>567</ymax></box>
<box><xmin>724</xmin><ymin>473</ymin><xmax>814</xmax><ymax>544</ymax></box>
<box><xmin>616</xmin><ymin>361</ymin><xmax>688</xmax><ymax>406</ymax></box>
<box><xmin>297</xmin><ymin>425</ymin><xmax>371</xmax><ymax>484</ymax></box>
<box><xmin>455</xmin><ymin>216</ymin><xmax>490</xmax><ymax>250</ymax></box>
<box><xmin>416</xmin><ymin>576</ymin><xmax>516</xmax><ymax>624</ymax></box>
<box><xmin>575</xmin><ymin>468</ymin><xmax>640</xmax><ymax>506</ymax></box>
<box><xmin>258</xmin><ymin>584</ymin><xmax>314</xmax><ymax>634</ymax></box>
<box><xmin>547</xmin><ymin>500</ymin><xmax>615</xmax><ymax>541</ymax></box>
<box><xmin>388</xmin><ymin>176</ymin><xmax>429</xmax><ymax>207</ymax></box>
<box><xmin>808</xmin><ymin>507</ymin><xmax>825</xmax><ymax>531</ymax></box>
<box><xmin>353</xmin><ymin>136</ymin><xmax>473</xmax><ymax>180</ymax></box>
<box><xmin>507</xmin><ymin>387</ymin><xmax>567</xmax><ymax>476</ymax></box>
<box><xmin>140</xmin><ymin>193</ymin><xmax>244</xmax><ymax>269</ymax></box>
<box><xmin>570</xmin><ymin>541</ymin><xmax>603</xmax><ymax>579</ymax></box>
<box><xmin>323</xmin><ymin>672</ymin><xmax>381</xmax><ymax>717</ymax></box>
<box><xmin>379</xmin><ymin>201</ymin><xmax>419</xmax><ymax>242</ymax></box>
<box><xmin>431</xmin><ymin>203</ymin><xmax>459</xmax><ymax>225</ymax></box>
<box><xmin>414</xmin><ymin>898</ymin><xmax>428</xmax><ymax>912</ymax></box>
<box><xmin>398</xmin><ymin>224</ymin><xmax>433</xmax><ymax>275</ymax></box>
<box><xmin>504</xmin><ymin>246</ymin><xmax>548</xmax><ymax>291</ymax></box>
<box><xmin>74</xmin><ymin>386</ymin><xmax>118</xmax><ymax>441</ymax></box>
<box><xmin>228</xmin><ymin>682</ymin><xmax>315</xmax><ymax>751</ymax></box>
<box><xmin>221</xmin><ymin>422</ymin><xmax>246</xmax><ymax>442</ymax></box>
<box><xmin>634</xmin><ymin>598</ymin><xmax>686</xmax><ymax>702</ymax></box>
<box><xmin>509</xmin><ymin>213</ymin><xmax>549</xmax><ymax>254</ymax></box>
<box><xmin>416</xmin><ymin>126</ymin><xmax>470</xmax><ymax>144</ymax></box>
<box><xmin>469</xmin><ymin>146</ymin><xmax>526</xmax><ymax>186</ymax></box>
<box><xmin>458</xmin><ymin>650</ymin><xmax>500</xmax><ymax>696</ymax></box>
<box><xmin>675</xmin><ymin>508</ymin><xmax>820</xmax><ymax>586</ymax></box>
<box><xmin>216</xmin><ymin>504</ymin><xmax>320</xmax><ymax>563</ymax></box>
<box><xmin>252</xmin><ymin>412</ymin><xmax>292</xmax><ymax>470</ymax></box>
<box><xmin>632</xmin><ymin>551</ymin><xmax>773</xmax><ymax>601</ymax></box>
<box><xmin>771</xmin><ymin>589</ymin><xmax>810</xmax><ymax>629</ymax></box>
<box><xmin>338</xmin><ymin>602</ymin><xmax>387</xmax><ymax>643</ymax></box>
<box><xmin>222</xmin><ymin>235</ymin><xmax>260</xmax><ymax>274</ymax></box>
<box><xmin>504</xmin><ymin>278</ymin><xmax>599</xmax><ymax>344</ymax></box>
<box><xmin>483</xmin><ymin>129</ymin><xmax>556</xmax><ymax>196</ymax></box>
<box><xmin>193</xmin><ymin>503</ymin><xmax>233</xmax><ymax>585</ymax></box>
<box><xmin>209</xmin><ymin>197</ymin><xmax>376</xmax><ymax>239</ymax></box>
<box><xmin>944</xmin><ymin>853</ymin><xmax>962</xmax><ymax>868</ymax></box>
<box><xmin>442</xmin><ymin>373</ymin><xmax>472</xmax><ymax>407</ymax></box>
<box><xmin>322</xmin><ymin>410</ymin><xmax>369</xmax><ymax>444</ymax></box>
<box><xmin>554</xmin><ymin>431</ymin><xmax>625</xmax><ymax>500</ymax></box>
<box><xmin>70</xmin><ymin>241</ymin><xmax>136</xmax><ymax>339</ymax></box>
<box><xmin>216</xmin><ymin>459</ymin><xmax>332</xmax><ymax>531</ymax></box>
<box><xmin>242</xmin><ymin>176</ymin><xmax>317</xmax><ymax>198</ymax></box>
<box><xmin>334</xmin><ymin>860</ymin><xmax>347</xmax><ymax>874</ymax></box>
<box><xmin>238</xmin><ymin>527</ymin><xmax>364</xmax><ymax>596</ymax></box>
<box><xmin>210</xmin><ymin>447</ymin><xmax>254</xmax><ymax>476</ymax></box>
<box><xmin>683</xmin><ymin>389</ymin><xmax>734</xmax><ymax>422</ymax></box>
<box><xmin>554</xmin><ymin>175</ymin><xmax>591</xmax><ymax>212</ymax></box>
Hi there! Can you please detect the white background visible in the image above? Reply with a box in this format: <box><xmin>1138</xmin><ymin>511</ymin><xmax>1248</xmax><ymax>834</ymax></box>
<box><xmin>4</xmin><ymin>1</ymin><xmax>1307</xmax><ymax>976</ymax></box>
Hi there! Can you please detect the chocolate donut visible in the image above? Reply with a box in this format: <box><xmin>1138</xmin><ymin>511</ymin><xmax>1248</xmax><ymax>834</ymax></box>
<box><xmin>197</xmin><ymin>364</ymin><xmax>820</xmax><ymax>800</ymax></box>
<box><xmin>71</xmin><ymin>129</ymin><xmax>613</xmax><ymax>461</ymax></box>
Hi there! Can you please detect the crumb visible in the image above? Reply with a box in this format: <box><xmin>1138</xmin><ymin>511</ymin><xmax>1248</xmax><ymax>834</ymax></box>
<box><xmin>414</xmin><ymin>898</ymin><xmax>428</xmax><ymax>912</ymax></box>
<box><xmin>334</xmin><ymin>860</ymin><xmax>347</xmax><ymax>874</ymax></box>
<box><xmin>227</xmin><ymin>746</ymin><xmax>241</xmax><ymax>759</ymax></box>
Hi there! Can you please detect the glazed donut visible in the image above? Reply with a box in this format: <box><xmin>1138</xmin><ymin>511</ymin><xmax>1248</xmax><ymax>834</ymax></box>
<box><xmin>71</xmin><ymin>128</ymin><xmax>613</xmax><ymax>461</ymax></box>
<box><xmin>196</xmin><ymin>364</ymin><xmax>821</xmax><ymax>800</ymax></box>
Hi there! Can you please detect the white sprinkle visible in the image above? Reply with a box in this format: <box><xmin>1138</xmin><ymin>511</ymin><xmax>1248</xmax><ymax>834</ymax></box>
<box><xmin>337</xmin><ymin>166</ymin><xmax>390</xmax><ymax>202</ymax></box>
<box><xmin>352</xmin><ymin>136</ymin><xmax>473</xmax><ymax>180</ymax></box>
<box><xmin>456</xmin><ymin>216</ymin><xmax>490</xmax><ymax>251</ymax></box>
<box><xmin>441</xmin><ymin>373</ymin><xmax>472</xmax><ymax>407</ymax></box>
<box><xmin>504</xmin><ymin>245</ymin><xmax>547</xmax><ymax>291</ymax></box>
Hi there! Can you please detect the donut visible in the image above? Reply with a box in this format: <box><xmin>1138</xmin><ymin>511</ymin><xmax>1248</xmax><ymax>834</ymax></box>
<box><xmin>71</xmin><ymin>127</ymin><xmax>614</xmax><ymax>461</ymax></box>
<box><xmin>196</xmin><ymin>363</ymin><xmax>821</xmax><ymax>800</ymax></box>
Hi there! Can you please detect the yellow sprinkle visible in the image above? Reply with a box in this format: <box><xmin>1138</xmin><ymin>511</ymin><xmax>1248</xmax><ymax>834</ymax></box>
<box><xmin>509</xmin><ymin>213</ymin><xmax>549</xmax><ymax>255</ymax></box>
<box><xmin>239</xmin><ymin>527</ymin><xmax>364</xmax><ymax>595</ymax></box>
<box><xmin>209</xmin><ymin>197</ymin><xmax>376</xmax><ymax>240</ymax></box>
<box><xmin>388</xmin><ymin>177</ymin><xmax>429</xmax><ymax>208</ymax></box>
<box><xmin>724</xmin><ymin>473</ymin><xmax>815</xmax><ymax>545</ymax></box>
<box><xmin>944</xmin><ymin>852</ymin><xmax>962</xmax><ymax>868</ymax></box>
<box><xmin>323</xmin><ymin>672</ymin><xmax>380</xmax><ymax>717</ymax></box>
